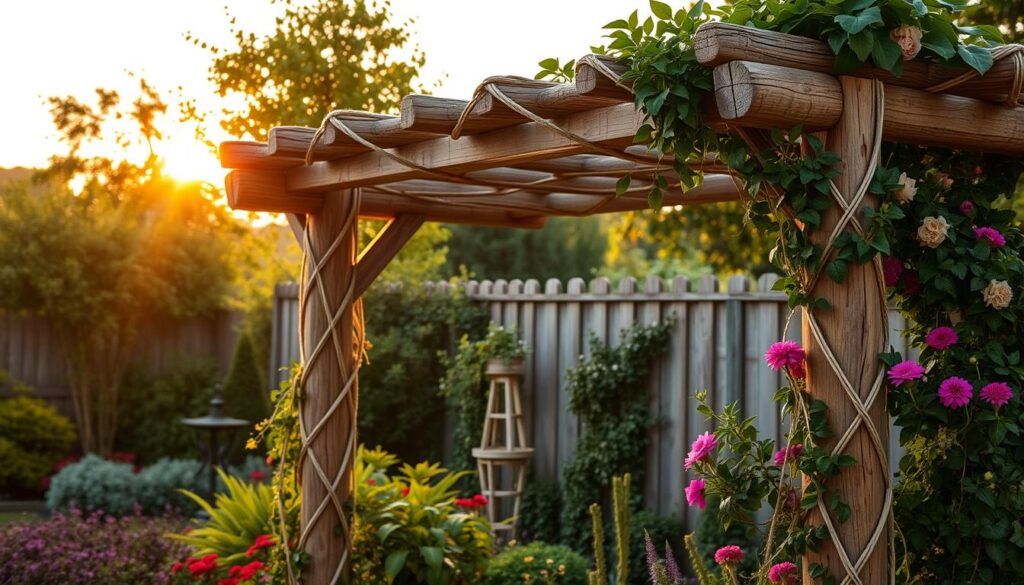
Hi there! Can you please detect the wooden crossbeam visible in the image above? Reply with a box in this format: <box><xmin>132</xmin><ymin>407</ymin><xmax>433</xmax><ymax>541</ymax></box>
<box><xmin>284</xmin><ymin>103</ymin><xmax>646</xmax><ymax>192</ymax></box>
<box><xmin>715</xmin><ymin>61</ymin><xmax>1024</xmax><ymax>155</ymax></box>
<box><xmin>354</xmin><ymin>214</ymin><xmax>426</xmax><ymax>297</ymax></box>
<box><xmin>696</xmin><ymin>23</ymin><xmax>1024</xmax><ymax>106</ymax></box>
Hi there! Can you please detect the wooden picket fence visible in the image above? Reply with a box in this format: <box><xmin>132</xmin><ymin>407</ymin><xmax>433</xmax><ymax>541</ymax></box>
<box><xmin>271</xmin><ymin>275</ymin><xmax>915</xmax><ymax>528</ymax></box>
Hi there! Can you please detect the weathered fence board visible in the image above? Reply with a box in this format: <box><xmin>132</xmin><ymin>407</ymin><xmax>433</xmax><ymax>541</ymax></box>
<box><xmin>0</xmin><ymin>311</ymin><xmax>242</xmax><ymax>420</ymax></box>
<box><xmin>272</xmin><ymin>276</ymin><xmax>910</xmax><ymax>530</ymax></box>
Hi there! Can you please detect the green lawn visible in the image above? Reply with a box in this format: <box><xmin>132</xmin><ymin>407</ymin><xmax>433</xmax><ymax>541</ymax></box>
<box><xmin>0</xmin><ymin>511</ymin><xmax>41</xmax><ymax>524</ymax></box>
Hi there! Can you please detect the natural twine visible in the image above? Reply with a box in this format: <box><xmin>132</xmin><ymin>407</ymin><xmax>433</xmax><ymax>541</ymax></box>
<box><xmin>924</xmin><ymin>44</ymin><xmax>1024</xmax><ymax>107</ymax></box>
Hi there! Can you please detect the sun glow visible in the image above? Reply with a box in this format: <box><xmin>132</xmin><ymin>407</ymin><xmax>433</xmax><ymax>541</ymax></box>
<box><xmin>159</xmin><ymin>131</ymin><xmax>225</xmax><ymax>187</ymax></box>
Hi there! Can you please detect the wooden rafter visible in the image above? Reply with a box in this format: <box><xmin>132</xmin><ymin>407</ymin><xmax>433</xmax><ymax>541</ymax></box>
<box><xmin>354</xmin><ymin>213</ymin><xmax>426</xmax><ymax>298</ymax></box>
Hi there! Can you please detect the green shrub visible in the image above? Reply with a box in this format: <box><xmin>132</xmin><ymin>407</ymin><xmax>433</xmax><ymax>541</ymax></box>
<box><xmin>622</xmin><ymin>511</ymin><xmax>683</xmax><ymax>585</ymax></box>
<box><xmin>170</xmin><ymin>469</ymin><xmax>274</xmax><ymax>565</ymax></box>
<box><xmin>481</xmin><ymin>542</ymin><xmax>588</xmax><ymax>585</ymax></box>
<box><xmin>520</xmin><ymin>479</ymin><xmax>562</xmax><ymax>543</ymax></box>
<box><xmin>0</xmin><ymin>394</ymin><xmax>76</xmax><ymax>496</ymax></box>
<box><xmin>115</xmin><ymin>362</ymin><xmax>218</xmax><ymax>465</ymax></box>
<box><xmin>221</xmin><ymin>332</ymin><xmax>270</xmax><ymax>435</ymax></box>
<box><xmin>134</xmin><ymin>458</ymin><xmax>203</xmax><ymax>515</ymax></box>
<box><xmin>360</xmin><ymin>283</ymin><xmax>487</xmax><ymax>464</ymax></box>
<box><xmin>46</xmin><ymin>454</ymin><xmax>138</xmax><ymax>515</ymax></box>
<box><xmin>351</xmin><ymin>446</ymin><xmax>493</xmax><ymax>585</ymax></box>
<box><xmin>693</xmin><ymin>496</ymin><xmax>761</xmax><ymax>578</ymax></box>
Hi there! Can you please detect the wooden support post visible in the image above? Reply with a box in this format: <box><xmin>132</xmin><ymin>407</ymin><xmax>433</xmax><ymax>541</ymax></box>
<box><xmin>299</xmin><ymin>188</ymin><xmax>360</xmax><ymax>585</ymax></box>
<box><xmin>802</xmin><ymin>77</ymin><xmax>889</xmax><ymax>583</ymax></box>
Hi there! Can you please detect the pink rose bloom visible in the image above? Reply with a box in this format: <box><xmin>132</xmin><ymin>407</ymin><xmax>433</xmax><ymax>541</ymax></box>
<box><xmin>890</xmin><ymin>25</ymin><xmax>923</xmax><ymax>60</ymax></box>
<box><xmin>925</xmin><ymin>326</ymin><xmax>958</xmax><ymax>350</ymax></box>
<box><xmin>685</xmin><ymin>478</ymin><xmax>706</xmax><ymax>509</ymax></box>
<box><xmin>684</xmin><ymin>432</ymin><xmax>717</xmax><ymax>469</ymax></box>
<box><xmin>773</xmin><ymin>444</ymin><xmax>804</xmax><ymax>466</ymax></box>
<box><xmin>974</xmin><ymin>227</ymin><xmax>1006</xmax><ymax>248</ymax></box>
<box><xmin>980</xmin><ymin>382</ymin><xmax>1013</xmax><ymax>407</ymax></box>
<box><xmin>934</xmin><ymin>172</ymin><xmax>954</xmax><ymax>190</ymax></box>
<box><xmin>960</xmin><ymin>200</ymin><xmax>975</xmax><ymax>214</ymax></box>
<box><xmin>765</xmin><ymin>341</ymin><xmax>805</xmax><ymax>372</ymax></box>
<box><xmin>788</xmin><ymin>360</ymin><xmax>806</xmax><ymax>380</ymax></box>
<box><xmin>768</xmin><ymin>561</ymin><xmax>799</xmax><ymax>584</ymax></box>
<box><xmin>714</xmin><ymin>545</ymin><xmax>745</xmax><ymax>566</ymax></box>
<box><xmin>888</xmin><ymin>361</ymin><xmax>925</xmax><ymax>386</ymax></box>
<box><xmin>939</xmin><ymin>377</ymin><xmax>973</xmax><ymax>409</ymax></box>
<box><xmin>882</xmin><ymin>257</ymin><xmax>903</xmax><ymax>287</ymax></box>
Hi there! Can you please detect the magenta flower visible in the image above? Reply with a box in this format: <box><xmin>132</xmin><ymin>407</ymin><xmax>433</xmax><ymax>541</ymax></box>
<box><xmin>925</xmin><ymin>326</ymin><xmax>958</xmax><ymax>350</ymax></box>
<box><xmin>714</xmin><ymin>545</ymin><xmax>745</xmax><ymax>566</ymax></box>
<box><xmin>684</xmin><ymin>432</ymin><xmax>717</xmax><ymax>469</ymax></box>
<box><xmin>887</xmin><ymin>361</ymin><xmax>925</xmax><ymax>386</ymax></box>
<box><xmin>685</xmin><ymin>479</ymin><xmax>706</xmax><ymax>509</ymax></box>
<box><xmin>975</xmin><ymin>226</ymin><xmax>1006</xmax><ymax>248</ymax></box>
<box><xmin>960</xmin><ymin>200</ymin><xmax>975</xmax><ymax>214</ymax></box>
<box><xmin>938</xmin><ymin>377</ymin><xmax>973</xmax><ymax>409</ymax></box>
<box><xmin>768</xmin><ymin>561</ymin><xmax>799</xmax><ymax>584</ymax></box>
<box><xmin>882</xmin><ymin>257</ymin><xmax>903</xmax><ymax>287</ymax></box>
<box><xmin>980</xmin><ymin>382</ymin><xmax>1013</xmax><ymax>407</ymax></box>
<box><xmin>765</xmin><ymin>341</ymin><xmax>805</xmax><ymax>372</ymax></box>
<box><xmin>773</xmin><ymin>444</ymin><xmax>804</xmax><ymax>466</ymax></box>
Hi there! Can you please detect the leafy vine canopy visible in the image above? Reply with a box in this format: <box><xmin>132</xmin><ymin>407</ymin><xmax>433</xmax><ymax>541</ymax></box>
<box><xmin>541</xmin><ymin>0</ymin><xmax>1024</xmax><ymax>583</ymax></box>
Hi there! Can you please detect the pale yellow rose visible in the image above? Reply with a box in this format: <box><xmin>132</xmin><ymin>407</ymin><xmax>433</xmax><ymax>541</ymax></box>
<box><xmin>982</xmin><ymin>280</ymin><xmax>1013</xmax><ymax>310</ymax></box>
<box><xmin>895</xmin><ymin>172</ymin><xmax>917</xmax><ymax>204</ymax></box>
<box><xmin>891</xmin><ymin>25</ymin><xmax>923</xmax><ymax>60</ymax></box>
<box><xmin>917</xmin><ymin>216</ymin><xmax>949</xmax><ymax>248</ymax></box>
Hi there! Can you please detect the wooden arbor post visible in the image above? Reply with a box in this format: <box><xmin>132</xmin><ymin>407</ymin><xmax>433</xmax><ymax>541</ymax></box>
<box><xmin>298</xmin><ymin>188</ymin><xmax>361</xmax><ymax>585</ymax></box>
<box><xmin>802</xmin><ymin>77</ymin><xmax>891</xmax><ymax>583</ymax></box>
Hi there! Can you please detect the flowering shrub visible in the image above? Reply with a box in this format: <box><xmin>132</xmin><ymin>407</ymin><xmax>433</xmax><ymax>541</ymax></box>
<box><xmin>351</xmin><ymin>446</ymin><xmax>493</xmax><ymax>585</ymax></box>
<box><xmin>481</xmin><ymin>542</ymin><xmax>589</xmax><ymax>585</ymax></box>
<box><xmin>0</xmin><ymin>509</ymin><xmax>188</xmax><ymax>584</ymax></box>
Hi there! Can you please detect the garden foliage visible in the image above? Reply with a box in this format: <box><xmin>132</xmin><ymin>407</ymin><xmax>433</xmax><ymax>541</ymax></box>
<box><xmin>481</xmin><ymin>541</ymin><xmax>589</xmax><ymax>585</ymax></box>
<box><xmin>0</xmin><ymin>390</ymin><xmax>76</xmax><ymax>496</ymax></box>
<box><xmin>559</xmin><ymin>322</ymin><xmax>671</xmax><ymax>550</ymax></box>
<box><xmin>0</xmin><ymin>510</ymin><xmax>188</xmax><ymax>585</ymax></box>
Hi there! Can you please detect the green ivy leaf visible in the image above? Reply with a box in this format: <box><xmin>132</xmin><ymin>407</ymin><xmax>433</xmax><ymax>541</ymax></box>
<box><xmin>615</xmin><ymin>175</ymin><xmax>632</xmax><ymax>196</ymax></box>
<box><xmin>835</xmin><ymin>7</ymin><xmax>882</xmax><ymax>35</ymax></box>
<box><xmin>385</xmin><ymin>550</ymin><xmax>409</xmax><ymax>580</ymax></box>
<box><xmin>958</xmin><ymin>44</ymin><xmax>994</xmax><ymax>74</ymax></box>
<box><xmin>847</xmin><ymin>29</ymin><xmax>875</xmax><ymax>62</ymax></box>
<box><xmin>870</xmin><ymin>34</ymin><xmax>902</xmax><ymax>73</ymax></box>
<box><xmin>648</xmin><ymin>186</ymin><xmax>663</xmax><ymax>210</ymax></box>
<box><xmin>650</xmin><ymin>0</ymin><xmax>672</xmax><ymax>20</ymax></box>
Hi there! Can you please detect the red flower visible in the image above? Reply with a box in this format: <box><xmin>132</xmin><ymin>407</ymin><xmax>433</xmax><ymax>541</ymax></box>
<box><xmin>234</xmin><ymin>560</ymin><xmax>265</xmax><ymax>580</ymax></box>
<box><xmin>250</xmin><ymin>470</ymin><xmax>267</xmax><ymax>482</ymax></box>
<box><xmin>367</xmin><ymin>478</ymin><xmax>376</xmax><ymax>485</ymax></box>
<box><xmin>454</xmin><ymin>498</ymin><xmax>475</xmax><ymax>508</ymax></box>
<box><xmin>246</xmin><ymin>534</ymin><xmax>275</xmax><ymax>558</ymax></box>
<box><xmin>265</xmin><ymin>455</ymin><xmax>274</xmax><ymax>466</ymax></box>
<box><xmin>187</xmin><ymin>554</ymin><xmax>218</xmax><ymax>577</ymax></box>
<box><xmin>401</xmin><ymin>487</ymin><xmax>410</xmax><ymax>497</ymax></box>
<box><xmin>472</xmin><ymin>494</ymin><xmax>488</xmax><ymax>506</ymax></box>
<box><xmin>218</xmin><ymin>579</ymin><xmax>240</xmax><ymax>585</ymax></box>
<box><xmin>171</xmin><ymin>561</ymin><xmax>184</xmax><ymax>574</ymax></box>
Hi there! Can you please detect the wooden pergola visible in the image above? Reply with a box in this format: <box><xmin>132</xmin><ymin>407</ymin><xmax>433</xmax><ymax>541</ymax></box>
<box><xmin>219</xmin><ymin>23</ymin><xmax>1024</xmax><ymax>585</ymax></box>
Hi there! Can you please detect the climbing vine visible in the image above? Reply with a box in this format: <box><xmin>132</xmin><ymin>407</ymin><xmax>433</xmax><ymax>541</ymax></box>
<box><xmin>546</xmin><ymin>1</ymin><xmax>1024</xmax><ymax>583</ymax></box>
<box><xmin>559</xmin><ymin>321</ymin><xmax>672</xmax><ymax>550</ymax></box>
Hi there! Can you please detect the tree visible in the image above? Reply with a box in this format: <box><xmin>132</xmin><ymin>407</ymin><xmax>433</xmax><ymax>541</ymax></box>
<box><xmin>967</xmin><ymin>1</ymin><xmax>1024</xmax><ymax>41</ymax></box>
<box><xmin>445</xmin><ymin>216</ymin><xmax>608</xmax><ymax>282</ymax></box>
<box><xmin>0</xmin><ymin>82</ymin><xmax>239</xmax><ymax>454</ymax></box>
<box><xmin>191</xmin><ymin>0</ymin><xmax>424</xmax><ymax>138</ymax></box>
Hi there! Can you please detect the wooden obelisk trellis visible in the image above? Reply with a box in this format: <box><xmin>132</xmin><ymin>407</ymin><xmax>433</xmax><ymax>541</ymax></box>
<box><xmin>218</xmin><ymin>21</ymin><xmax>1024</xmax><ymax>584</ymax></box>
<box><xmin>472</xmin><ymin>357</ymin><xmax>534</xmax><ymax>541</ymax></box>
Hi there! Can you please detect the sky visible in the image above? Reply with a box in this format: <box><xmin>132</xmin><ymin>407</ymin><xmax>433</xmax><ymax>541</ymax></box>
<box><xmin>0</xmin><ymin>0</ymin><xmax>638</xmax><ymax>184</ymax></box>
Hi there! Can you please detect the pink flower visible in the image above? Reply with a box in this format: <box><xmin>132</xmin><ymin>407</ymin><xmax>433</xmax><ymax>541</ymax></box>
<box><xmin>925</xmin><ymin>326</ymin><xmax>958</xmax><ymax>350</ymax></box>
<box><xmin>888</xmin><ymin>361</ymin><xmax>925</xmax><ymax>386</ymax></box>
<box><xmin>980</xmin><ymin>382</ymin><xmax>1013</xmax><ymax>407</ymax></box>
<box><xmin>685</xmin><ymin>479</ymin><xmax>706</xmax><ymax>509</ymax></box>
<box><xmin>934</xmin><ymin>172</ymin><xmax>954</xmax><ymax>190</ymax></box>
<box><xmin>974</xmin><ymin>227</ymin><xmax>1006</xmax><ymax>248</ymax></box>
<box><xmin>684</xmin><ymin>432</ymin><xmax>717</xmax><ymax>469</ymax></box>
<box><xmin>765</xmin><ymin>341</ymin><xmax>805</xmax><ymax>372</ymax></box>
<box><xmin>938</xmin><ymin>377</ymin><xmax>973</xmax><ymax>409</ymax></box>
<box><xmin>788</xmin><ymin>361</ymin><xmax>806</xmax><ymax>380</ymax></box>
<box><xmin>250</xmin><ymin>470</ymin><xmax>267</xmax><ymax>482</ymax></box>
<box><xmin>768</xmin><ymin>561</ymin><xmax>799</xmax><ymax>584</ymax></box>
<box><xmin>891</xmin><ymin>25</ymin><xmax>923</xmax><ymax>60</ymax></box>
<box><xmin>773</xmin><ymin>444</ymin><xmax>804</xmax><ymax>466</ymax></box>
<box><xmin>714</xmin><ymin>545</ymin><xmax>745</xmax><ymax>566</ymax></box>
<box><xmin>960</xmin><ymin>200</ymin><xmax>975</xmax><ymax>214</ymax></box>
<box><xmin>882</xmin><ymin>257</ymin><xmax>902</xmax><ymax>287</ymax></box>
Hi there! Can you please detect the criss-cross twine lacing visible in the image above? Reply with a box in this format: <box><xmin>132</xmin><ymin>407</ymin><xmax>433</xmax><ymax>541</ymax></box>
<box><xmin>796</xmin><ymin>80</ymin><xmax>894</xmax><ymax>585</ymax></box>
<box><xmin>292</xmin><ymin>188</ymin><xmax>366</xmax><ymax>585</ymax></box>
<box><xmin>925</xmin><ymin>44</ymin><xmax>1024</xmax><ymax>107</ymax></box>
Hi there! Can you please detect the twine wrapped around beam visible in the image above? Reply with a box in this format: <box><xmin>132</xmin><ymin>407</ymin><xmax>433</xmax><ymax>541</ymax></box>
<box><xmin>925</xmin><ymin>44</ymin><xmax>1024</xmax><ymax>107</ymax></box>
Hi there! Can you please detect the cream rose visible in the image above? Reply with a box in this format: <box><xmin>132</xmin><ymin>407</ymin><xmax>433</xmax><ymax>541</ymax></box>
<box><xmin>917</xmin><ymin>216</ymin><xmax>950</xmax><ymax>248</ymax></box>
<box><xmin>982</xmin><ymin>280</ymin><xmax>1013</xmax><ymax>310</ymax></box>
<box><xmin>895</xmin><ymin>172</ymin><xmax>917</xmax><ymax>204</ymax></box>
<box><xmin>891</xmin><ymin>25</ymin><xmax>923</xmax><ymax>60</ymax></box>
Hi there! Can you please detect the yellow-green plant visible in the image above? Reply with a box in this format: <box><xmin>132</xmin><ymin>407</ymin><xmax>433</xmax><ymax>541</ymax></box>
<box><xmin>685</xmin><ymin>534</ymin><xmax>723</xmax><ymax>585</ymax></box>
<box><xmin>169</xmin><ymin>468</ymin><xmax>274</xmax><ymax>565</ymax></box>
<box><xmin>588</xmin><ymin>503</ymin><xmax>607</xmax><ymax>585</ymax></box>
<box><xmin>587</xmin><ymin>473</ymin><xmax>632</xmax><ymax>585</ymax></box>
